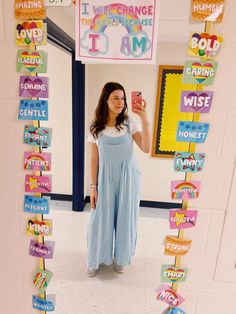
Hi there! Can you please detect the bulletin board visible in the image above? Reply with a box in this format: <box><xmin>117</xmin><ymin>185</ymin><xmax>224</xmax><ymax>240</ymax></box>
<box><xmin>151</xmin><ymin>65</ymin><xmax>197</xmax><ymax>158</ymax></box>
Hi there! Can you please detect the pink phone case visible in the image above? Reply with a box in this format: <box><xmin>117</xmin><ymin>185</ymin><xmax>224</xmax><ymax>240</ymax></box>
<box><xmin>131</xmin><ymin>91</ymin><xmax>142</xmax><ymax>109</ymax></box>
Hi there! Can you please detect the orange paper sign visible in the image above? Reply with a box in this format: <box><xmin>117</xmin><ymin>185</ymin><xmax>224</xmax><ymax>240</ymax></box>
<box><xmin>15</xmin><ymin>0</ymin><xmax>46</xmax><ymax>19</ymax></box>
<box><xmin>191</xmin><ymin>0</ymin><xmax>225</xmax><ymax>22</ymax></box>
<box><xmin>164</xmin><ymin>235</ymin><xmax>192</xmax><ymax>256</ymax></box>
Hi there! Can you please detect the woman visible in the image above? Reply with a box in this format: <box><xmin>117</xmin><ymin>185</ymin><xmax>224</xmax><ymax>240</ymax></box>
<box><xmin>87</xmin><ymin>82</ymin><xmax>151</xmax><ymax>277</ymax></box>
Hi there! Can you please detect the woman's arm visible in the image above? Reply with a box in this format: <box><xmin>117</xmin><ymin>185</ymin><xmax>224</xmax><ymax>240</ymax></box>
<box><xmin>89</xmin><ymin>142</ymin><xmax>99</xmax><ymax>209</ymax></box>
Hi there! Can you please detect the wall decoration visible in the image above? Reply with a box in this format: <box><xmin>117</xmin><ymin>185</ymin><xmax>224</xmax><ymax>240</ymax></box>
<box><xmin>169</xmin><ymin>209</ymin><xmax>198</xmax><ymax>229</ymax></box>
<box><xmin>164</xmin><ymin>236</ymin><xmax>192</xmax><ymax>256</ymax></box>
<box><xmin>24</xmin><ymin>152</ymin><xmax>51</xmax><ymax>171</ymax></box>
<box><xmin>15</xmin><ymin>0</ymin><xmax>46</xmax><ymax>19</ymax></box>
<box><xmin>164</xmin><ymin>307</ymin><xmax>186</xmax><ymax>314</ymax></box>
<box><xmin>45</xmin><ymin>0</ymin><xmax>72</xmax><ymax>5</ymax></box>
<box><xmin>174</xmin><ymin>152</ymin><xmax>206</xmax><ymax>172</ymax></box>
<box><xmin>33</xmin><ymin>268</ymin><xmax>53</xmax><ymax>293</ymax></box>
<box><xmin>18</xmin><ymin>99</ymin><xmax>48</xmax><ymax>121</ymax></box>
<box><xmin>156</xmin><ymin>284</ymin><xmax>185</xmax><ymax>307</ymax></box>
<box><xmin>32</xmin><ymin>295</ymin><xmax>55</xmax><ymax>312</ymax></box>
<box><xmin>180</xmin><ymin>91</ymin><xmax>213</xmax><ymax>113</ymax></box>
<box><xmin>25</xmin><ymin>174</ymin><xmax>52</xmax><ymax>193</ymax></box>
<box><xmin>188</xmin><ymin>32</ymin><xmax>223</xmax><ymax>59</ymax></box>
<box><xmin>23</xmin><ymin>125</ymin><xmax>52</xmax><ymax>148</ymax></box>
<box><xmin>183</xmin><ymin>60</ymin><xmax>217</xmax><ymax>85</ymax></box>
<box><xmin>16</xmin><ymin>20</ymin><xmax>47</xmax><ymax>46</ymax></box>
<box><xmin>160</xmin><ymin>265</ymin><xmax>188</xmax><ymax>283</ymax></box>
<box><xmin>27</xmin><ymin>218</ymin><xmax>52</xmax><ymax>237</ymax></box>
<box><xmin>19</xmin><ymin>76</ymin><xmax>49</xmax><ymax>98</ymax></box>
<box><xmin>191</xmin><ymin>0</ymin><xmax>225</xmax><ymax>22</ymax></box>
<box><xmin>17</xmin><ymin>49</ymin><xmax>47</xmax><ymax>73</ymax></box>
<box><xmin>76</xmin><ymin>0</ymin><xmax>159</xmax><ymax>64</ymax></box>
<box><xmin>171</xmin><ymin>180</ymin><xmax>201</xmax><ymax>200</ymax></box>
<box><xmin>24</xmin><ymin>195</ymin><xmax>49</xmax><ymax>214</ymax></box>
<box><xmin>176</xmin><ymin>121</ymin><xmax>210</xmax><ymax>143</ymax></box>
<box><xmin>29</xmin><ymin>239</ymin><xmax>55</xmax><ymax>259</ymax></box>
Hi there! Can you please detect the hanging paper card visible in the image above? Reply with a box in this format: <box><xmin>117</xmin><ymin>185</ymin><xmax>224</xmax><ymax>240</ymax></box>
<box><xmin>164</xmin><ymin>236</ymin><xmax>192</xmax><ymax>256</ymax></box>
<box><xmin>188</xmin><ymin>32</ymin><xmax>223</xmax><ymax>59</ymax></box>
<box><xmin>25</xmin><ymin>175</ymin><xmax>52</xmax><ymax>193</ymax></box>
<box><xmin>24</xmin><ymin>195</ymin><xmax>49</xmax><ymax>214</ymax></box>
<box><xmin>171</xmin><ymin>180</ymin><xmax>200</xmax><ymax>200</ymax></box>
<box><xmin>182</xmin><ymin>60</ymin><xmax>217</xmax><ymax>85</ymax></box>
<box><xmin>17</xmin><ymin>50</ymin><xmax>47</xmax><ymax>73</ymax></box>
<box><xmin>29</xmin><ymin>239</ymin><xmax>55</xmax><ymax>259</ymax></box>
<box><xmin>19</xmin><ymin>100</ymin><xmax>48</xmax><ymax>121</ymax></box>
<box><xmin>32</xmin><ymin>294</ymin><xmax>55</xmax><ymax>312</ymax></box>
<box><xmin>27</xmin><ymin>218</ymin><xmax>52</xmax><ymax>236</ymax></box>
<box><xmin>33</xmin><ymin>268</ymin><xmax>53</xmax><ymax>293</ymax></box>
<box><xmin>19</xmin><ymin>76</ymin><xmax>49</xmax><ymax>98</ymax></box>
<box><xmin>45</xmin><ymin>0</ymin><xmax>72</xmax><ymax>5</ymax></box>
<box><xmin>177</xmin><ymin>121</ymin><xmax>209</xmax><ymax>143</ymax></box>
<box><xmin>15</xmin><ymin>0</ymin><xmax>46</xmax><ymax>19</ymax></box>
<box><xmin>169</xmin><ymin>209</ymin><xmax>198</xmax><ymax>229</ymax></box>
<box><xmin>24</xmin><ymin>152</ymin><xmax>51</xmax><ymax>171</ymax></box>
<box><xmin>161</xmin><ymin>265</ymin><xmax>188</xmax><ymax>283</ymax></box>
<box><xmin>23</xmin><ymin>125</ymin><xmax>52</xmax><ymax>148</ymax></box>
<box><xmin>174</xmin><ymin>152</ymin><xmax>206</xmax><ymax>172</ymax></box>
<box><xmin>16</xmin><ymin>20</ymin><xmax>47</xmax><ymax>46</ymax></box>
<box><xmin>155</xmin><ymin>284</ymin><xmax>185</xmax><ymax>307</ymax></box>
<box><xmin>191</xmin><ymin>0</ymin><xmax>225</xmax><ymax>22</ymax></box>
<box><xmin>165</xmin><ymin>307</ymin><xmax>186</xmax><ymax>314</ymax></box>
<box><xmin>76</xmin><ymin>0</ymin><xmax>159</xmax><ymax>64</ymax></box>
<box><xmin>180</xmin><ymin>91</ymin><xmax>213</xmax><ymax>113</ymax></box>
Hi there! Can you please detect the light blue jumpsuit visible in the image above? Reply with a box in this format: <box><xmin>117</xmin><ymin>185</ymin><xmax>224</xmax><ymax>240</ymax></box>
<box><xmin>87</xmin><ymin>121</ymin><xmax>140</xmax><ymax>270</ymax></box>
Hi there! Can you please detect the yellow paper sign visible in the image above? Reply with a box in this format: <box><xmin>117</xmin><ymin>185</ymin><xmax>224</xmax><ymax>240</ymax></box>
<box><xmin>191</xmin><ymin>0</ymin><xmax>225</xmax><ymax>22</ymax></box>
<box><xmin>16</xmin><ymin>20</ymin><xmax>47</xmax><ymax>47</ymax></box>
<box><xmin>15</xmin><ymin>0</ymin><xmax>46</xmax><ymax>19</ymax></box>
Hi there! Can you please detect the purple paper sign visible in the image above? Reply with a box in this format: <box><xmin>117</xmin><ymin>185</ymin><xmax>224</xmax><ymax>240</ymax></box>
<box><xmin>19</xmin><ymin>76</ymin><xmax>49</xmax><ymax>98</ymax></box>
<box><xmin>29</xmin><ymin>239</ymin><xmax>55</xmax><ymax>259</ymax></box>
<box><xmin>169</xmin><ymin>209</ymin><xmax>198</xmax><ymax>229</ymax></box>
<box><xmin>180</xmin><ymin>91</ymin><xmax>213</xmax><ymax>113</ymax></box>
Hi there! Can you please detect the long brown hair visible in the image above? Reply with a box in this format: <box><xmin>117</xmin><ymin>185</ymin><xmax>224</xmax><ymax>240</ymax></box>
<box><xmin>89</xmin><ymin>82</ymin><xmax>128</xmax><ymax>139</ymax></box>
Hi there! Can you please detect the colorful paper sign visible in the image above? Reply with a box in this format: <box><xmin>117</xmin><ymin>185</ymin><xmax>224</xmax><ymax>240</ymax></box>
<box><xmin>191</xmin><ymin>0</ymin><xmax>225</xmax><ymax>22</ymax></box>
<box><xmin>165</xmin><ymin>307</ymin><xmax>186</xmax><ymax>314</ymax></box>
<box><xmin>17</xmin><ymin>49</ymin><xmax>47</xmax><ymax>73</ymax></box>
<box><xmin>32</xmin><ymin>294</ymin><xmax>55</xmax><ymax>312</ymax></box>
<box><xmin>23</xmin><ymin>125</ymin><xmax>52</xmax><ymax>148</ymax></box>
<box><xmin>27</xmin><ymin>218</ymin><xmax>52</xmax><ymax>237</ymax></box>
<box><xmin>156</xmin><ymin>284</ymin><xmax>185</xmax><ymax>307</ymax></box>
<box><xmin>183</xmin><ymin>60</ymin><xmax>217</xmax><ymax>85</ymax></box>
<box><xmin>25</xmin><ymin>175</ymin><xmax>52</xmax><ymax>193</ymax></box>
<box><xmin>24</xmin><ymin>195</ymin><xmax>50</xmax><ymax>214</ymax></box>
<box><xmin>45</xmin><ymin>0</ymin><xmax>72</xmax><ymax>5</ymax></box>
<box><xmin>171</xmin><ymin>180</ymin><xmax>201</xmax><ymax>200</ymax></box>
<box><xmin>177</xmin><ymin>121</ymin><xmax>210</xmax><ymax>143</ymax></box>
<box><xmin>169</xmin><ymin>210</ymin><xmax>198</xmax><ymax>229</ymax></box>
<box><xmin>33</xmin><ymin>269</ymin><xmax>53</xmax><ymax>293</ymax></box>
<box><xmin>29</xmin><ymin>239</ymin><xmax>55</xmax><ymax>259</ymax></box>
<box><xmin>188</xmin><ymin>32</ymin><xmax>223</xmax><ymax>59</ymax></box>
<box><xmin>15</xmin><ymin>0</ymin><xmax>46</xmax><ymax>19</ymax></box>
<box><xmin>161</xmin><ymin>265</ymin><xmax>188</xmax><ymax>283</ymax></box>
<box><xmin>76</xmin><ymin>0</ymin><xmax>159</xmax><ymax>64</ymax></box>
<box><xmin>18</xmin><ymin>99</ymin><xmax>48</xmax><ymax>120</ymax></box>
<box><xmin>180</xmin><ymin>91</ymin><xmax>213</xmax><ymax>113</ymax></box>
<box><xmin>16</xmin><ymin>20</ymin><xmax>47</xmax><ymax>46</ymax></box>
<box><xmin>19</xmin><ymin>76</ymin><xmax>49</xmax><ymax>98</ymax></box>
<box><xmin>164</xmin><ymin>236</ymin><xmax>192</xmax><ymax>256</ymax></box>
<box><xmin>174</xmin><ymin>152</ymin><xmax>206</xmax><ymax>172</ymax></box>
<box><xmin>24</xmin><ymin>152</ymin><xmax>51</xmax><ymax>171</ymax></box>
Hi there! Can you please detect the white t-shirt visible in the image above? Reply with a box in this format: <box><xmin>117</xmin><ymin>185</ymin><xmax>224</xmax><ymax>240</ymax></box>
<box><xmin>87</xmin><ymin>116</ymin><xmax>141</xmax><ymax>145</ymax></box>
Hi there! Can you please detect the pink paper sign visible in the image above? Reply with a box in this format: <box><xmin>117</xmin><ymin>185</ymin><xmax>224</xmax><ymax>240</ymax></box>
<box><xmin>169</xmin><ymin>210</ymin><xmax>198</xmax><ymax>229</ymax></box>
<box><xmin>24</xmin><ymin>152</ymin><xmax>51</xmax><ymax>171</ymax></box>
<box><xmin>156</xmin><ymin>284</ymin><xmax>185</xmax><ymax>307</ymax></box>
<box><xmin>171</xmin><ymin>180</ymin><xmax>201</xmax><ymax>199</ymax></box>
<box><xmin>19</xmin><ymin>76</ymin><xmax>49</xmax><ymax>98</ymax></box>
<box><xmin>180</xmin><ymin>91</ymin><xmax>213</xmax><ymax>113</ymax></box>
<box><xmin>25</xmin><ymin>175</ymin><xmax>52</xmax><ymax>193</ymax></box>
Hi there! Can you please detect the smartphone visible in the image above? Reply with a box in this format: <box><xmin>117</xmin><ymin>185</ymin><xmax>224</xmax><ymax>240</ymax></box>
<box><xmin>131</xmin><ymin>91</ymin><xmax>142</xmax><ymax>110</ymax></box>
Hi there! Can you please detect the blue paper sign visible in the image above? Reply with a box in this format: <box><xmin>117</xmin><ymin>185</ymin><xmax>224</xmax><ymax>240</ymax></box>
<box><xmin>165</xmin><ymin>307</ymin><xmax>186</xmax><ymax>314</ymax></box>
<box><xmin>18</xmin><ymin>99</ymin><xmax>48</xmax><ymax>120</ymax></box>
<box><xmin>23</xmin><ymin>125</ymin><xmax>52</xmax><ymax>148</ymax></box>
<box><xmin>174</xmin><ymin>152</ymin><xmax>206</xmax><ymax>172</ymax></box>
<box><xmin>32</xmin><ymin>295</ymin><xmax>55</xmax><ymax>312</ymax></box>
<box><xmin>176</xmin><ymin>121</ymin><xmax>209</xmax><ymax>143</ymax></box>
<box><xmin>24</xmin><ymin>195</ymin><xmax>49</xmax><ymax>214</ymax></box>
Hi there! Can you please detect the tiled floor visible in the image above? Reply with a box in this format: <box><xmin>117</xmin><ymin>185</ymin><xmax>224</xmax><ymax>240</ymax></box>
<box><xmin>46</xmin><ymin>201</ymin><xmax>177</xmax><ymax>314</ymax></box>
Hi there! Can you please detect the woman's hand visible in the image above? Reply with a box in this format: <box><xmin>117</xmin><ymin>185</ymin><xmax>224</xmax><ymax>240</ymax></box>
<box><xmin>131</xmin><ymin>99</ymin><xmax>149</xmax><ymax>124</ymax></box>
<box><xmin>90</xmin><ymin>188</ymin><xmax>98</xmax><ymax>210</ymax></box>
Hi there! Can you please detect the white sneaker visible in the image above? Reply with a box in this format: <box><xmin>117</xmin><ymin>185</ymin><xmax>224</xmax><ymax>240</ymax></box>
<box><xmin>113</xmin><ymin>261</ymin><xmax>124</xmax><ymax>274</ymax></box>
<box><xmin>87</xmin><ymin>269</ymin><xmax>96</xmax><ymax>277</ymax></box>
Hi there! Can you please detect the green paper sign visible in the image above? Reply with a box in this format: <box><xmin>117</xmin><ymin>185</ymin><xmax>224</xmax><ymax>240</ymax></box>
<box><xmin>161</xmin><ymin>264</ymin><xmax>188</xmax><ymax>283</ymax></box>
<box><xmin>33</xmin><ymin>268</ymin><xmax>53</xmax><ymax>293</ymax></box>
<box><xmin>183</xmin><ymin>60</ymin><xmax>217</xmax><ymax>85</ymax></box>
<box><xmin>17</xmin><ymin>49</ymin><xmax>47</xmax><ymax>73</ymax></box>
